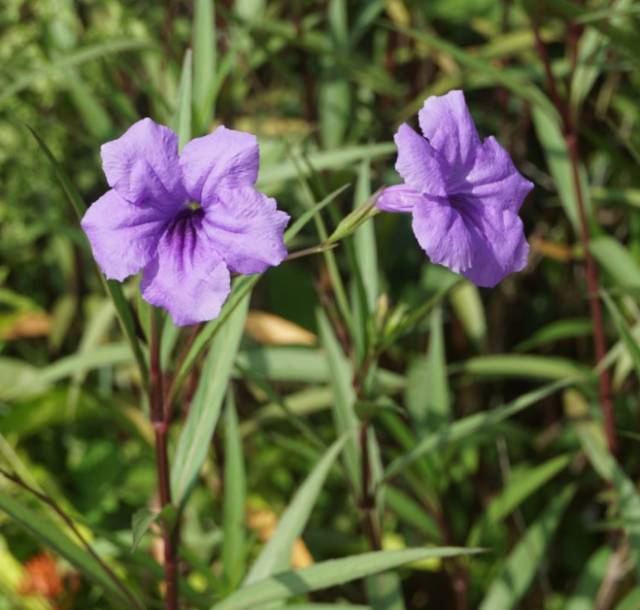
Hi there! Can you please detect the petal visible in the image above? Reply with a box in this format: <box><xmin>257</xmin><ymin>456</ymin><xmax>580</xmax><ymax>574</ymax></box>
<box><xmin>81</xmin><ymin>189</ymin><xmax>168</xmax><ymax>281</ymax></box>
<box><xmin>202</xmin><ymin>187</ymin><xmax>290</xmax><ymax>274</ymax></box>
<box><xmin>180</xmin><ymin>126</ymin><xmax>259</xmax><ymax>202</ymax></box>
<box><xmin>461</xmin><ymin>136</ymin><xmax>534</xmax><ymax>212</ymax></box>
<box><xmin>377</xmin><ymin>184</ymin><xmax>423</xmax><ymax>213</ymax></box>
<box><xmin>418</xmin><ymin>90</ymin><xmax>481</xmax><ymax>187</ymax></box>
<box><xmin>411</xmin><ymin>196</ymin><xmax>474</xmax><ymax>274</ymax></box>
<box><xmin>411</xmin><ymin>196</ymin><xmax>528</xmax><ymax>287</ymax></box>
<box><xmin>141</xmin><ymin>212</ymin><xmax>231</xmax><ymax>326</ymax></box>
<box><xmin>101</xmin><ymin>118</ymin><xmax>187</xmax><ymax>209</ymax></box>
<box><xmin>460</xmin><ymin>205</ymin><xmax>529</xmax><ymax>287</ymax></box>
<box><xmin>394</xmin><ymin>124</ymin><xmax>446</xmax><ymax>196</ymax></box>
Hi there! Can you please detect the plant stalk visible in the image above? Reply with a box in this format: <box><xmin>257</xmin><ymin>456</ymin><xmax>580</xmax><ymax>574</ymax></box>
<box><xmin>150</xmin><ymin>315</ymin><xmax>179</xmax><ymax>610</ymax></box>
<box><xmin>0</xmin><ymin>468</ymin><xmax>143</xmax><ymax>610</ymax></box>
<box><xmin>532</xmin><ymin>21</ymin><xmax>618</xmax><ymax>453</ymax></box>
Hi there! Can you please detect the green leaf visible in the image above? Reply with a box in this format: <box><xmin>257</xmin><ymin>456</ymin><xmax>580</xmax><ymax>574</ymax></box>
<box><xmin>240</xmin><ymin>387</ymin><xmax>334</xmax><ymax>437</ymax></box>
<box><xmin>327</xmin><ymin>201</ymin><xmax>379</xmax><ymax>246</ymax></box>
<box><xmin>319</xmin><ymin>77</ymin><xmax>351</xmax><ymax>150</ymax></box>
<box><xmin>531</xmin><ymin>105</ymin><xmax>591</xmax><ymax>231</ymax></box>
<box><xmin>458</xmin><ymin>354</ymin><xmax>587</xmax><ymax>380</ymax></box>
<box><xmin>0</xmin><ymin>493</ymin><xmax>142</xmax><ymax>609</ymax></box>
<box><xmin>193</xmin><ymin>0</ymin><xmax>216</xmax><ymax>131</ymax></box>
<box><xmin>601</xmin><ymin>291</ymin><xmax>640</xmax><ymax>383</ymax></box>
<box><xmin>515</xmin><ymin>318</ymin><xmax>592</xmax><ymax>352</ymax></box>
<box><xmin>131</xmin><ymin>507</ymin><xmax>159</xmax><ymax>553</ymax></box>
<box><xmin>285</xmin><ymin>184</ymin><xmax>351</xmax><ymax>243</ymax></box>
<box><xmin>537</xmin><ymin>0</ymin><xmax>640</xmax><ymax>66</ymax></box>
<box><xmin>316</xmin><ymin>310</ymin><xmax>360</xmax><ymax>488</ymax></box>
<box><xmin>353</xmin><ymin>159</ymin><xmax>378</xmax><ymax>313</ymax></box>
<box><xmin>384</xmin><ymin>487</ymin><xmax>441</xmax><ymax>540</ymax></box>
<box><xmin>1</xmin><ymin>39</ymin><xmax>152</xmax><ymax>103</ymax></box>
<box><xmin>174</xmin><ymin>49</ymin><xmax>193</xmax><ymax>149</ymax></box>
<box><xmin>235</xmin><ymin>347</ymin><xmax>404</xmax><ymax>391</ymax></box>
<box><xmin>616</xmin><ymin>588</ymin><xmax>640</xmax><ymax>610</ymax></box>
<box><xmin>565</xmin><ymin>546</ymin><xmax>612</xmax><ymax>610</ymax></box>
<box><xmin>424</xmin><ymin>306</ymin><xmax>449</xmax><ymax>428</ymax></box>
<box><xmin>211</xmin><ymin>547</ymin><xmax>479</xmax><ymax>610</ymax></box>
<box><xmin>449</xmin><ymin>281</ymin><xmax>486</xmax><ymax>348</ymax></box>
<box><xmin>160</xmin><ymin>316</ymin><xmax>182</xmax><ymax>372</ymax></box>
<box><xmin>223</xmin><ymin>391</ymin><xmax>247</xmax><ymax>590</ymax></box>
<box><xmin>478</xmin><ymin>486</ymin><xmax>575</xmax><ymax>610</ymax></box>
<box><xmin>468</xmin><ymin>454</ymin><xmax>571</xmax><ymax>546</ymax></box>
<box><xmin>0</xmin><ymin>358</ymin><xmax>47</xmax><ymax>401</ymax></box>
<box><xmin>171</xmin><ymin>295</ymin><xmax>249</xmax><ymax>504</ymax></box>
<box><xmin>272</xmin><ymin>606</ymin><xmax>371</xmax><ymax>610</ymax></box>
<box><xmin>1</xmin><ymin>343</ymin><xmax>136</xmax><ymax>401</ymax></box>
<box><xmin>590</xmin><ymin>236</ymin><xmax>640</xmax><ymax>290</ymax></box>
<box><xmin>574</xmin><ymin>420</ymin><xmax>640</xmax><ymax>580</ymax></box>
<box><xmin>245</xmin><ymin>437</ymin><xmax>347</xmax><ymax>584</ymax></box>
<box><xmin>591</xmin><ymin>187</ymin><xmax>640</xmax><ymax>209</ymax></box>
<box><xmin>257</xmin><ymin>143</ymin><xmax>395</xmax><ymax>188</ymax></box>
<box><xmin>393</xmin><ymin>23</ymin><xmax>556</xmax><ymax>119</ymax></box>
<box><xmin>365</xmin><ymin>572</ymin><xmax>406</xmax><ymax>610</ymax></box>
<box><xmin>174</xmin><ymin>275</ymin><xmax>257</xmax><ymax>394</ymax></box>
<box><xmin>385</xmin><ymin>378</ymin><xmax>579</xmax><ymax>480</ymax></box>
<box><xmin>39</xmin><ymin>343</ymin><xmax>133</xmax><ymax>385</ymax></box>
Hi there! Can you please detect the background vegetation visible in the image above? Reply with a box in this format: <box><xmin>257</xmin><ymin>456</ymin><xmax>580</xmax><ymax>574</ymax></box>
<box><xmin>2</xmin><ymin>0</ymin><xmax>640</xmax><ymax>609</ymax></box>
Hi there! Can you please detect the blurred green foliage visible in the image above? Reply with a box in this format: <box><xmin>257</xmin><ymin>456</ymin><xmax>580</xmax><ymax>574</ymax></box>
<box><xmin>2</xmin><ymin>0</ymin><xmax>640</xmax><ymax>609</ymax></box>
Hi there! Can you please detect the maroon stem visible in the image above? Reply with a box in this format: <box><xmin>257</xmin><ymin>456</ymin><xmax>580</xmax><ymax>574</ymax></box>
<box><xmin>566</xmin><ymin>134</ymin><xmax>617</xmax><ymax>453</ymax></box>
<box><xmin>150</xmin><ymin>316</ymin><xmax>179</xmax><ymax>610</ymax></box>
<box><xmin>0</xmin><ymin>468</ymin><xmax>143</xmax><ymax>610</ymax></box>
<box><xmin>532</xmin><ymin>22</ymin><xmax>618</xmax><ymax>453</ymax></box>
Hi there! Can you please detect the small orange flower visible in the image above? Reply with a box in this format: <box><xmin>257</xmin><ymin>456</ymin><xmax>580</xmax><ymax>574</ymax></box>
<box><xmin>19</xmin><ymin>553</ymin><xmax>64</xmax><ymax>599</ymax></box>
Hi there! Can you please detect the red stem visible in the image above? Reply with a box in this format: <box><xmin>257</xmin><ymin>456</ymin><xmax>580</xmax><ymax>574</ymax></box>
<box><xmin>150</xmin><ymin>316</ymin><xmax>179</xmax><ymax>610</ymax></box>
<box><xmin>532</xmin><ymin>22</ymin><xmax>618</xmax><ymax>453</ymax></box>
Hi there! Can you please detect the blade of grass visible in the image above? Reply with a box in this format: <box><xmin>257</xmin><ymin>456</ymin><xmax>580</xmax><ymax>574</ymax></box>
<box><xmin>478</xmin><ymin>486</ymin><xmax>575</xmax><ymax>610</ymax></box>
<box><xmin>212</xmin><ymin>547</ymin><xmax>481</xmax><ymax>610</ymax></box>
<box><xmin>385</xmin><ymin>377</ymin><xmax>580</xmax><ymax>480</ymax></box>
<box><xmin>193</xmin><ymin>0</ymin><xmax>216</xmax><ymax>132</ymax></box>
<box><xmin>317</xmin><ymin>310</ymin><xmax>360</xmax><ymax>489</ymax></box>
<box><xmin>171</xmin><ymin>295</ymin><xmax>249</xmax><ymax>504</ymax></box>
<box><xmin>0</xmin><ymin>493</ymin><xmax>142</xmax><ymax>609</ymax></box>
<box><xmin>245</xmin><ymin>437</ymin><xmax>347</xmax><ymax>584</ymax></box>
<box><xmin>222</xmin><ymin>391</ymin><xmax>247</xmax><ymax>591</ymax></box>
<box><xmin>574</xmin><ymin>420</ymin><xmax>640</xmax><ymax>580</ymax></box>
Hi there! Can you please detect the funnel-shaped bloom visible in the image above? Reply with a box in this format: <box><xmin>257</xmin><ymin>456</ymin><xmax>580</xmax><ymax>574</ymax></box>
<box><xmin>82</xmin><ymin>119</ymin><xmax>289</xmax><ymax>326</ymax></box>
<box><xmin>378</xmin><ymin>90</ymin><xmax>533</xmax><ymax>286</ymax></box>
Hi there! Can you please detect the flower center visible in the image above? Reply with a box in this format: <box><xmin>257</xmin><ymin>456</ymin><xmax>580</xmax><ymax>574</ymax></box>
<box><xmin>188</xmin><ymin>201</ymin><xmax>202</xmax><ymax>211</ymax></box>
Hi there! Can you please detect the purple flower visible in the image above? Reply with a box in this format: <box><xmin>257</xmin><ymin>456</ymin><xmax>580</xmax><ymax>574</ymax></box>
<box><xmin>81</xmin><ymin>119</ymin><xmax>290</xmax><ymax>326</ymax></box>
<box><xmin>378</xmin><ymin>90</ymin><xmax>533</xmax><ymax>287</ymax></box>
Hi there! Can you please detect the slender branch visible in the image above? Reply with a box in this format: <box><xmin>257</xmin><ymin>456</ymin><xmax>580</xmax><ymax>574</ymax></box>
<box><xmin>163</xmin><ymin>322</ymin><xmax>202</xmax><ymax>423</ymax></box>
<box><xmin>150</xmin><ymin>315</ymin><xmax>179</xmax><ymax>610</ymax></box>
<box><xmin>0</xmin><ymin>468</ymin><xmax>143</xmax><ymax>610</ymax></box>
<box><xmin>532</xmin><ymin>20</ymin><xmax>618</xmax><ymax>453</ymax></box>
<box><xmin>286</xmin><ymin>242</ymin><xmax>338</xmax><ymax>262</ymax></box>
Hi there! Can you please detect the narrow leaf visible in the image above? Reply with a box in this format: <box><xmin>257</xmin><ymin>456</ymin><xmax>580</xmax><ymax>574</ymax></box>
<box><xmin>385</xmin><ymin>378</ymin><xmax>578</xmax><ymax>480</ymax></box>
<box><xmin>478</xmin><ymin>486</ymin><xmax>575</xmax><ymax>610</ymax></box>
<box><xmin>316</xmin><ymin>310</ymin><xmax>361</xmax><ymax>489</ymax></box>
<box><xmin>193</xmin><ymin>0</ymin><xmax>216</xmax><ymax>131</ymax></box>
<box><xmin>212</xmin><ymin>547</ymin><xmax>479</xmax><ymax>610</ymax></box>
<box><xmin>245</xmin><ymin>437</ymin><xmax>347</xmax><ymax>584</ymax></box>
<box><xmin>171</xmin><ymin>295</ymin><xmax>249</xmax><ymax>504</ymax></box>
<box><xmin>223</xmin><ymin>391</ymin><xmax>247</xmax><ymax>590</ymax></box>
<box><xmin>174</xmin><ymin>49</ymin><xmax>193</xmax><ymax>149</ymax></box>
<box><xmin>0</xmin><ymin>494</ymin><xmax>141</xmax><ymax>609</ymax></box>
